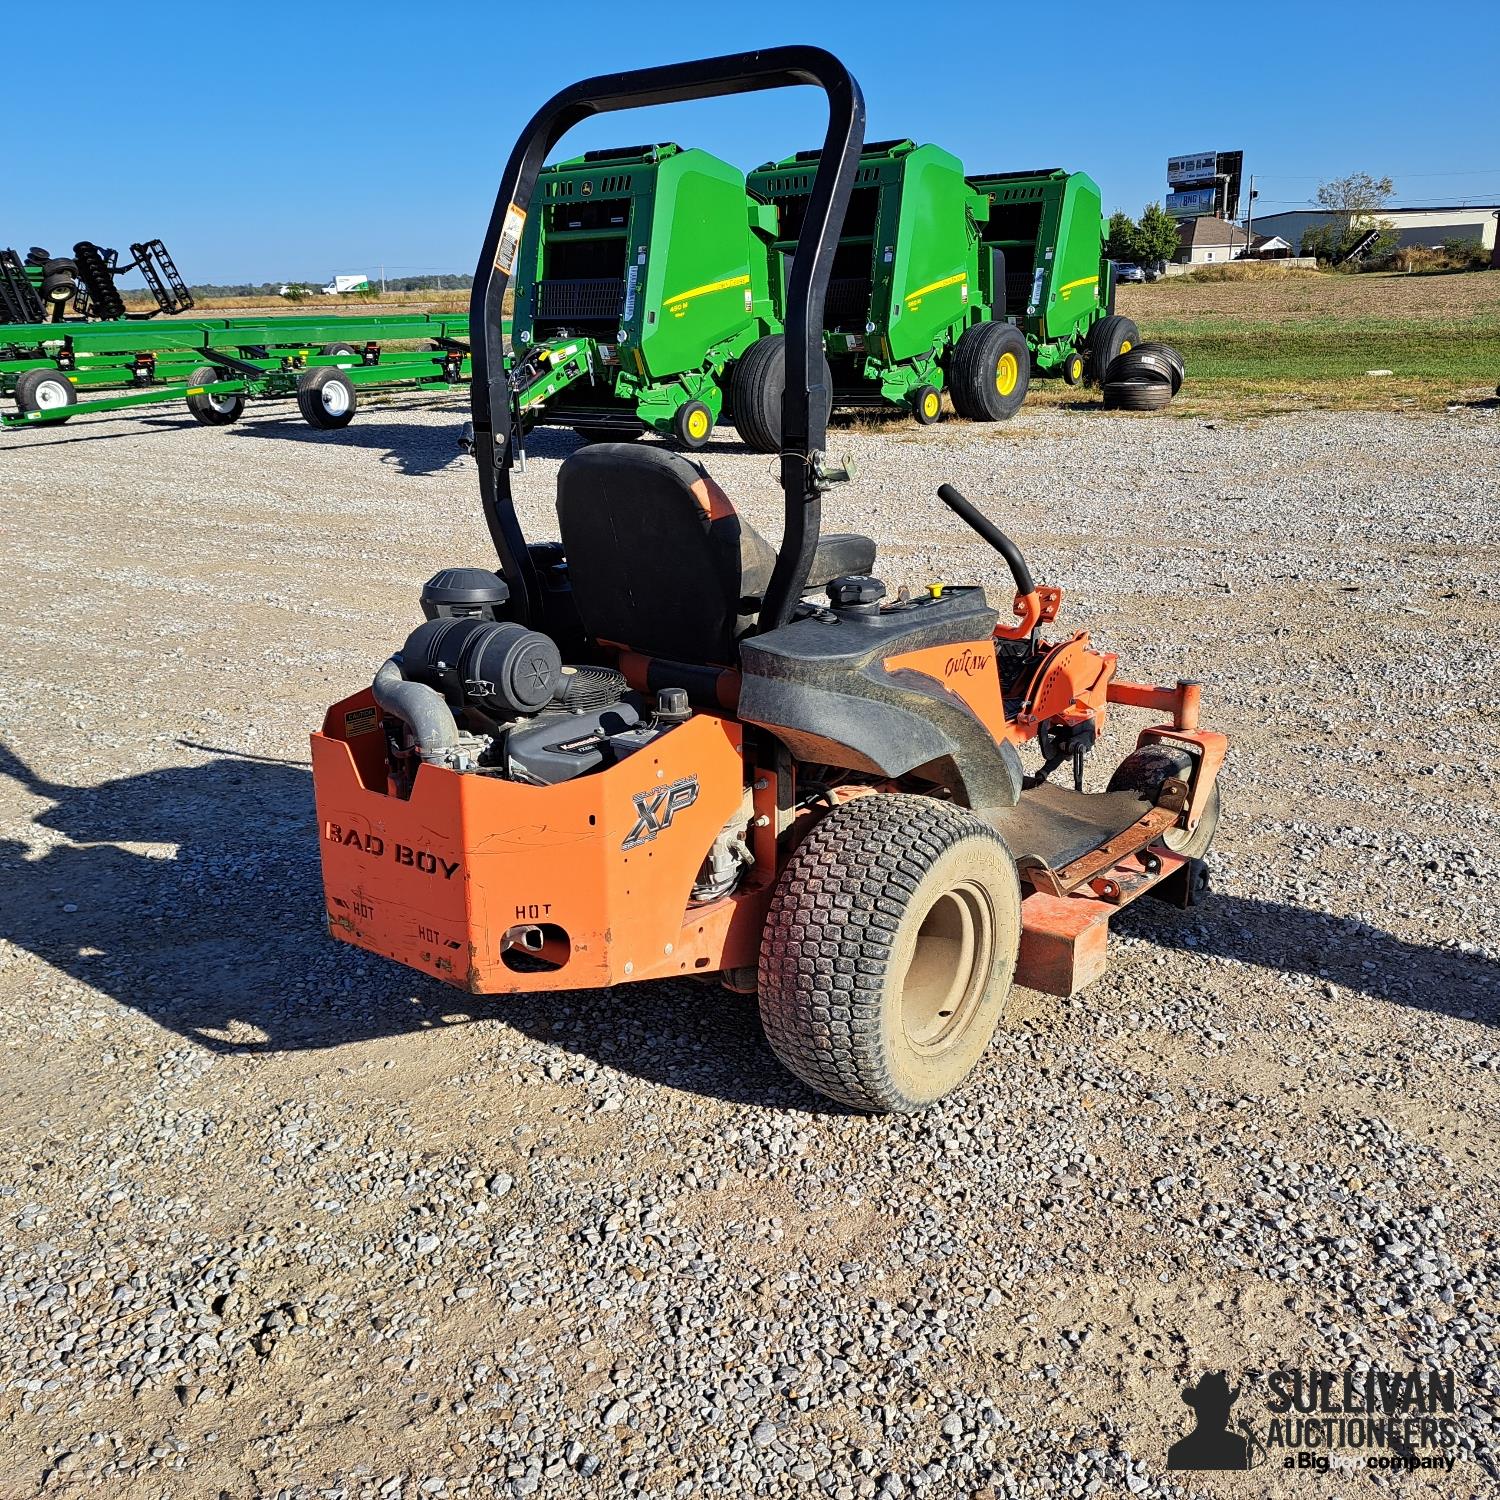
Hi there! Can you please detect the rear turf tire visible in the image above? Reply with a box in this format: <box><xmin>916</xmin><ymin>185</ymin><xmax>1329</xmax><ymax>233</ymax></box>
<box><xmin>758</xmin><ymin>793</ymin><xmax>1022</xmax><ymax>1114</ymax></box>
<box><xmin>948</xmin><ymin>321</ymin><xmax>1030</xmax><ymax>421</ymax></box>
<box><xmin>297</xmin><ymin>367</ymin><xmax>357</xmax><ymax>429</ymax></box>
<box><xmin>13</xmin><ymin>367</ymin><xmax>77</xmax><ymax>421</ymax></box>
<box><xmin>184</xmin><ymin>366</ymin><xmax>244</xmax><ymax>426</ymax></box>
<box><xmin>1086</xmin><ymin>314</ymin><xmax>1140</xmax><ymax>385</ymax></box>
<box><xmin>730</xmin><ymin>333</ymin><xmax>833</xmax><ymax>454</ymax></box>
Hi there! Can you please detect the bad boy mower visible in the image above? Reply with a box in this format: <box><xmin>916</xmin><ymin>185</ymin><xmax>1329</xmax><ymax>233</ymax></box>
<box><xmin>311</xmin><ymin>48</ymin><xmax>1227</xmax><ymax>1114</ymax></box>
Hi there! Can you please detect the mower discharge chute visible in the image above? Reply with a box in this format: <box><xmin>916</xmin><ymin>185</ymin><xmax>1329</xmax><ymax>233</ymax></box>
<box><xmin>311</xmin><ymin>46</ymin><xmax>1227</xmax><ymax>1115</ymax></box>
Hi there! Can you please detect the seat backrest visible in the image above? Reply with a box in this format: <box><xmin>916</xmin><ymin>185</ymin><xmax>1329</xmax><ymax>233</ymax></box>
<box><xmin>556</xmin><ymin>444</ymin><xmax>776</xmax><ymax>666</ymax></box>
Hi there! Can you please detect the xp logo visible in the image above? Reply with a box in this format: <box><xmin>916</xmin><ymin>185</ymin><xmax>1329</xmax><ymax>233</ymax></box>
<box><xmin>622</xmin><ymin>775</ymin><xmax>699</xmax><ymax>850</ymax></box>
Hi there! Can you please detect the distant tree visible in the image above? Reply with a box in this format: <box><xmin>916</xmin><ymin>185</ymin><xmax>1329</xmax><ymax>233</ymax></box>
<box><xmin>1136</xmin><ymin>202</ymin><xmax>1183</xmax><ymax>265</ymax></box>
<box><xmin>1106</xmin><ymin>211</ymin><xmax>1142</xmax><ymax>263</ymax></box>
<box><xmin>1303</xmin><ymin>173</ymin><xmax>1398</xmax><ymax>268</ymax></box>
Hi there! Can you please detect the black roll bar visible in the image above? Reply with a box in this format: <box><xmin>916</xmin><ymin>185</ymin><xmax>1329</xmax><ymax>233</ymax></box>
<box><xmin>467</xmin><ymin>46</ymin><xmax>865</xmax><ymax>631</ymax></box>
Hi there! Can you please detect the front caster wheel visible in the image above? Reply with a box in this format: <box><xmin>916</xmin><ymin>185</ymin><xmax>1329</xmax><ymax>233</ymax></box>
<box><xmin>758</xmin><ymin>794</ymin><xmax>1022</xmax><ymax>1114</ymax></box>
<box><xmin>1107</xmin><ymin>745</ymin><xmax>1221</xmax><ymax>858</ymax></box>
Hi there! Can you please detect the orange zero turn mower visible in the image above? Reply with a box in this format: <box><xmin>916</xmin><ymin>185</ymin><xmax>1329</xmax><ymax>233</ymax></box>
<box><xmin>311</xmin><ymin>47</ymin><xmax>1227</xmax><ymax>1114</ymax></box>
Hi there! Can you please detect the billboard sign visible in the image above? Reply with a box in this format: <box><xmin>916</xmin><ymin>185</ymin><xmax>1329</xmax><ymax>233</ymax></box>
<box><xmin>1215</xmin><ymin>149</ymin><xmax>1244</xmax><ymax>223</ymax></box>
<box><xmin>1167</xmin><ymin>188</ymin><xmax>1218</xmax><ymax>220</ymax></box>
<box><xmin>1167</xmin><ymin>151</ymin><xmax>1218</xmax><ymax>188</ymax></box>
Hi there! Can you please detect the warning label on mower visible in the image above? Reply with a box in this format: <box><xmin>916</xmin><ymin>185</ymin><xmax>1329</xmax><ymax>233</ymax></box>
<box><xmin>495</xmin><ymin>204</ymin><xmax>527</xmax><ymax>276</ymax></box>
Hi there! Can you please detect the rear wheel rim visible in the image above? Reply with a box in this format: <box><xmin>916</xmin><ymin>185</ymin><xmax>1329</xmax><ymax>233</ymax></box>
<box><xmin>1119</xmin><ymin>339</ymin><xmax>1133</xmax><ymax>354</ymax></box>
<box><xmin>35</xmin><ymin>380</ymin><xmax>69</xmax><ymax>409</ymax></box>
<box><xmin>995</xmin><ymin>352</ymin><xmax>1018</xmax><ymax>396</ymax></box>
<box><xmin>321</xmin><ymin>381</ymin><xmax>351</xmax><ymax>415</ymax></box>
<box><xmin>901</xmin><ymin>880</ymin><xmax>995</xmax><ymax>1051</ymax></box>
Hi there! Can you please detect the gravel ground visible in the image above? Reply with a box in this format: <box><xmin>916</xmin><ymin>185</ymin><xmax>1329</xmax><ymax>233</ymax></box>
<box><xmin>1</xmin><ymin>394</ymin><xmax>1497</xmax><ymax>1497</ymax></box>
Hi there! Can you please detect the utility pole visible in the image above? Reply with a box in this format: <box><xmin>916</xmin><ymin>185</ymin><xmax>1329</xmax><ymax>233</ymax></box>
<box><xmin>380</xmin><ymin>263</ymin><xmax>386</xmax><ymax>293</ymax></box>
<box><xmin>1245</xmin><ymin>174</ymin><xmax>1256</xmax><ymax>259</ymax></box>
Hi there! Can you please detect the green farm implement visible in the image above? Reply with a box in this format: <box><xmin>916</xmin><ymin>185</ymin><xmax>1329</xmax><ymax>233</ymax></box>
<box><xmin>968</xmin><ymin>168</ymin><xmax>1135</xmax><ymax>385</ymax></box>
<box><xmin>506</xmin><ymin>142</ymin><xmax>779</xmax><ymax>448</ymax></box>
<box><xmin>746</xmin><ymin>139</ymin><xmax>1031</xmax><ymax>439</ymax></box>
<box><xmin>1</xmin><ymin>312</ymin><xmax>473</xmax><ymax>431</ymax></box>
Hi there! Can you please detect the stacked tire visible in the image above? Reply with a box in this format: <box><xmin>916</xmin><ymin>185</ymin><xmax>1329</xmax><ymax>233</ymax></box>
<box><xmin>1101</xmin><ymin>342</ymin><xmax>1185</xmax><ymax>413</ymax></box>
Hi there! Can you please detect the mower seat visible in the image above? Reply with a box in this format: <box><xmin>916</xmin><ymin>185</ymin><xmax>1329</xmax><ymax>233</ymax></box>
<box><xmin>556</xmin><ymin>444</ymin><xmax>875</xmax><ymax>666</ymax></box>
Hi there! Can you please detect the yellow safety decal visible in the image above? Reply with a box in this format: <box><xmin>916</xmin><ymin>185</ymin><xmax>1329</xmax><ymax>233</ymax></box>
<box><xmin>494</xmin><ymin>203</ymin><xmax>527</xmax><ymax>275</ymax></box>
<box><xmin>663</xmin><ymin>273</ymin><xmax>751</xmax><ymax>313</ymax></box>
<box><xmin>185</xmin><ymin>387</ymin><xmax>206</xmax><ymax>396</ymax></box>
<box><xmin>1057</xmin><ymin>275</ymin><xmax>1099</xmax><ymax>300</ymax></box>
<box><xmin>904</xmin><ymin>272</ymin><xmax>967</xmax><ymax>308</ymax></box>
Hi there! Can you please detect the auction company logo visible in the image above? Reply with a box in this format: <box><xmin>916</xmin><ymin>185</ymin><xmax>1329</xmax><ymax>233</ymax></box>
<box><xmin>1166</xmin><ymin>1366</ymin><xmax>1461</xmax><ymax>1475</ymax></box>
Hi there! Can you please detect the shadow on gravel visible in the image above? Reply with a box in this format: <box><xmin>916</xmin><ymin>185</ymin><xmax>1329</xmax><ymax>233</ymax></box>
<box><xmin>0</xmin><ymin>741</ymin><xmax>820</xmax><ymax>1109</ymax></box>
<box><xmin>226</xmin><ymin>408</ymin><xmax>472</xmax><ymax>478</ymax></box>
<box><xmin>1116</xmin><ymin>894</ymin><xmax>1497</xmax><ymax>1026</ymax></box>
<box><xmin>3</xmin><ymin>741</ymin><xmax>1493</xmax><ymax>1109</ymax></box>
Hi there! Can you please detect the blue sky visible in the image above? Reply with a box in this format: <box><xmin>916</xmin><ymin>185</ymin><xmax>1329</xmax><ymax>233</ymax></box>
<box><xmin>12</xmin><ymin>0</ymin><xmax>1498</xmax><ymax>284</ymax></box>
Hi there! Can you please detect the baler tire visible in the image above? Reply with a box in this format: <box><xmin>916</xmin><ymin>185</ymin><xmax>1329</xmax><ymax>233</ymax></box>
<box><xmin>672</xmin><ymin>399</ymin><xmax>714</xmax><ymax>450</ymax></box>
<box><xmin>1103</xmin><ymin>379</ymin><xmax>1173</xmax><ymax>412</ymax></box>
<box><xmin>184</xmin><ymin>366</ymin><xmax>245</xmax><ymax>426</ymax></box>
<box><xmin>1127</xmin><ymin>341</ymin><xmax>1185</xmax><ymax>393</ymax></box>
<box><xmin>1086</xmin><ymin>314</ymin><xmax>1140</xmax><ymax>384</ymax></box>
<box><xmin>757</xmin><ymin>793</ymin><xmax>1022</xmax><ymax>1114</ymax></box>
<box><xmin>1107</xmin><ymin>746</ymin><xmax>1221</xmax><ymax>858</ymax></box>
<box><xmin>730</xmin><ymin>334</ymin><xmax>833</xmax><ymax>454</ymax></box>
<box><xmin>320</xmin><ymin>342</ymin><xmax>358</xmax><ymax>359</ymax></box>
<box><xmin>949</xmin><ymin>321</ymin><xmax>1030</xmax><ymax>421</ymax></box>
<box><xmin>1104</xmin><ymin>348</ymin><xmax>1177</xmax><ymax>389</ymax></box>
<box><xmin>911</xmin><ymin>384</ymin><xmax>943</xmax><ymax>424</ymax></box>
<box><xmin>297</xmin><ymin>367</ymin><xmax>357</xmax><ymax>429</ymax></box>
<box><xmin>13</xmin><ymin>367</ymin><xmax>77</xmax><ymax>421</ymax></box>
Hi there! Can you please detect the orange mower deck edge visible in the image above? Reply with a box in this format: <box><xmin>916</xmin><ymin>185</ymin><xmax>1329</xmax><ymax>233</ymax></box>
<box><xmin>310</xmin><ymin>46</ymin><xmax>1226</xmax><ymax>1114</ymax></box>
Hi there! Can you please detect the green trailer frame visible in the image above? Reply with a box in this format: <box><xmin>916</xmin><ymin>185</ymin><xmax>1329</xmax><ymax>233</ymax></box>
<box><xmin>1</xmin><ymin>312</ymin><xmax>477</xmax><ymax>430</ymax></box>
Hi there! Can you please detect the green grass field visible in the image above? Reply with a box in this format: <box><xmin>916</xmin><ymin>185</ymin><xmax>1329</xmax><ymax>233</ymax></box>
<box><xmin>1101</xmin><ymin>267</ymin><xmax>1500</xmax><ymax>415</ymax></box>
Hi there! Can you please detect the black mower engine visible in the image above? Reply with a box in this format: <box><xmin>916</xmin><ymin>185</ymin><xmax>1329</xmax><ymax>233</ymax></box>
<box><xmin>372</xmin><ymin>567</ymin><xmax>684</xmax><ymax>793</ymax></box>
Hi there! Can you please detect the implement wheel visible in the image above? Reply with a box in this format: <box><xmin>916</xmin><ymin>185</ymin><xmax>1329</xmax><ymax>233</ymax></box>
<box><xmin>1061</xmin><ymin>349</ymin><xmax>1086</xmax><ymax>386</ymax></box>
<box><xmin>911</xmin><ymin>384</ymin><xmax>942</xmax><ymax>424</ymax></box>
<box><xmin>297</xmin><ymin>367</ymin><xmax>357</xmax><ymax>429</ymax></box>
<box><xmin>1107</xmin><ymin>746</ymin><xmax>1221</xmax><ymax>858</ymax></box>
<box><xmin>948</xmin><ymin>321</ymin><xmax>1030</xmax><ymax>421</ymax></box>
<box><xmin>672</xmin><ymin>399</ymin><xmax>714</xmax><ymax>450</ymax></box>
<box><xmin>1086</xmin><ymin>314</ymin><xmax>1140</xmax><ymax>385</ymax></box>
<box><xmin>758</xmin><ymin>794</ymin><xmax>1022</xmax><ymax>1114</ymax></box>
<box><xmin>184</xmin><ymin>366</ymin><xmax>244</xmax><ymax>426</ymax></box>
<box><xmin>13</xmin><ymin>368</ymin><xmax>77</xmax><ymax>422</ymax></box>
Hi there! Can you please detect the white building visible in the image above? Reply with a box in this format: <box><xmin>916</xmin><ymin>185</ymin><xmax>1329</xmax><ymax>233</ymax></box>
<box><xmin>1249</xmin><ymin>205</ymin><xmax>1500</xmax><ymax>256</ymax></box>
<box><xmin>1175</xmin><ymin>217</ymin><xmax>1291</xmax><ymax>264</ymax></box>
